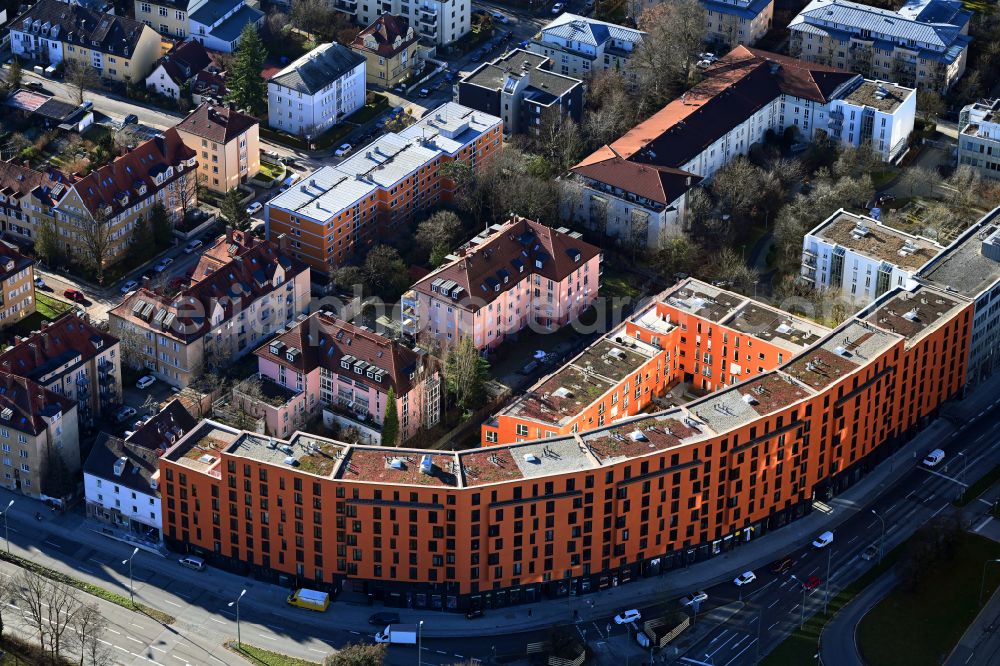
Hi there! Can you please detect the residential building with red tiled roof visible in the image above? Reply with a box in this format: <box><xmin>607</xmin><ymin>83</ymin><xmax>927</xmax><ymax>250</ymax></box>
<box><xmin>350</xmin><ymin>15</ymin><xmax>420</xmax><ymax>87</ymax></box>
<box><xmin>53</xmin><ymin>128</ymin><xmax>197</xmax><ymax>269</ymax></box>
<box><xmin>401</xmin><ymin>217</ymin><xmax>601</xmax><ymax>351</ymax></box>
<box><xmin>0</xmin><ymin>371</ymin><xmax>79</xmax><ymax>499</ymax></box>
<box><xmin>0</xmin><ymin>159</ymin><xmax>75</xmax><ymax>249</ymax></box>
<box><xmin>0</xmin><ymin>314</ymin><xmax>122</xmax><ymax>427</ymax></box>
<box><xmin>108</xmin><ymin>229</ymin><xmax>310</xmax><ymax>388</ymax></box>
<box><xmin>251</xmin><ymin>311</ymin><xmax>440</xmax><ymax>442</ymax></box>
<box><xmin>0</xmin><ymin>243</ymin><xmax>36</xmax><ymax>329</ymax></box>
<box><xmin>175</xmin><ymin>102</ymin><xmax>260</xmax><ymax>193</ymax></box>
<box><xmin>145</xmin><ymin>40</ymin><xmax>214</xmax><ymax>100</ymax></box>
<box><xmin>568</xmin><ymin>46</ymin><xmax>915</xmax><ymax>249</ymax></box>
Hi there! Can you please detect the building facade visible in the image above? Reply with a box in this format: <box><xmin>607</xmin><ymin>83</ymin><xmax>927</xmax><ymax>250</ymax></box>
<box><xmin>788</xmin><ymin>0</ymin><xmax>970</xmax><ymax>93</ymax></box>
<box><xmin>401</xmin><ymin>218</ymin><xmax>602</xmax><ymax>351</ymax></box>
<box><xmin>0</xmin><ymin>245</ymin><xmax>36</xmax><ymax>330</ymax></box>
<box><xmin>84</xmin><ymin>434</ymin><xmax>163</xmax><ymax>541</ymax></box>
<box><xmin>265</xmin><ymin>103</ymin><xmax>502</xmax><ymax>275</ymax></box>
<box><xmin>251</xmin><ymin>312</ymin><xmax>441</xmax><ymax>442</ymax></box>
<box><xmin>267</xmin><ymin>44</ymin><xmax>367</xmax><ymax>139</ymax></box>
<box><xmin>528</xmin><ymin>13</ymin><xmax>643</xmax><ymax>80</ymax></box>
<box><xmin>0</xmin><ymin>314</ymin><xmax>122</xmax><ymax>427</ymax></box>
<box><xmin>161</xmin><ymin>272</ymin><xmax>971</xmax><ymax>609</ymax></box>
<box><xmin>341</xmin><ymin>0</ymin><xmax>469</xmax><ymax>46</ymax></box>
<box><xmin>0</xmin><ymin>372</ymin><xmax>79</xmax><ymax>500</ymax></box>
<box><xmin>569</xmin><ymin>47</ymin><xmax>915</xmax><ymax>249</ymax></box>
<box><xmin>457</xmin><ymin>50</ymin><xmax>583</xmax><ymax>135</ymax></box>
<box><xmin>958</xmin><ymin>99</ymin><xmax>1000</xmax><ymax>179</ymax></box>
<box><xmin>135</xmin><ymin>0</ymin><xmax>194</xmax><ymax>38</ymax></box>
<box><xmin>703</xmin><ymin>0</ymin><xmax>774</xmax><ymax>48</ymax></box>
<box><xmin>0</xmin><ymin>160</ymin><xmax>72</xmax><ymax>251</ymax></box>
<box><xmin>145</xmin><ymin>39</ymin><xmax>214</xmax><ymax>100</ymax></box>
<box><xmin>11</xmin><ymin>0</ymin><xmax>162</xmax><ymax>83</ymax></box>
<box><xmin>108</xmin><ymin>230</ymin><xmax>311</xmax><ymax>388</ymax></box>
<box><xmin>188</xmin><ymin>0</ymin><xmax>264</xmax><ymax>53</ymax></box>
<box><xmin>801</xmin><ymin>209</ymin><xmax>941</xmax><ymax>303</ymax></box>
<box><xmin>350</xmin><ymin>15</ymin><xmax>421</xmax><ymax>87</ymax></box>
<box><xmin>175</xmin><ymin>103</ymin><xmax>260</xmax><ymax>193</ymax></box>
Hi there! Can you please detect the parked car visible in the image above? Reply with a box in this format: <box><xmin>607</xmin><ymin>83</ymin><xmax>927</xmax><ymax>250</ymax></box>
<box><xmin>679</xmin><ymin>591</ymin><xmax>708</xmax><ymax>607</ymax></box>
<box><xmin>696</xmin><ymin>59</ymin><xmax>714</xmax><ymax>69</ymax></box>
<box><xmin>120</xmin><ymin>279</ymin><xmax>139</xmax><ymax>294</ymax></box>
<box><xmin>613</xmin><ymin>609</ymin><xmax>641</xmax><ymax>625</ymax></box>
<box><xmin>861</xmin><ymin>544</ymin><xmax>879</xmax><ymax>561</ymax></box>
<box><xmin>63</xmin><ymin>289</ymin><xmax>86</xmax><ymax>303</ymax></box>
<box><xmin>733</xmin><ymin>571</ymin><xmax>757</xmax><ymax>587</ymax></box>
<box><xmin>135</xmin><ymin>375</ymin><xmax>156</xmax><ymax>390</ymax></box>
<box><xmin>465</xmin><ymin>608</ymin><xmax>485</xmax><ymax>619</ymax></box>
<box><xmin>368</xmin><ymin>612</ymin><xmax>401</xmax><ymax>625</ymax></box>
<box><xmin>418</xmin><ymin>88</ymin><xmax>430</xmax><ymax>97</ymax></box>
<box><xmin>802</xmin><ymin>575</ymin><xmax>822</xmax><ymax>591</ymax></box>
<box><xmin>551</xmin><ymin>2</ymin><xmax>565</xmax><ymax>13</ymax></box>
<box><xmin>698</xmin><ymin>52</ymin><xmax>717</xmax><ymax>62</ymax></box>
<box><xmin>114</xmin><ymin>406</ymin><xmax>137</xmax><ymax>424</ymax></box>
<box><xmin>122</xmin><ymin>113</ymin><xmax>139</xmax><ymax>125</ymax></box>
<box><xmin>393</xmin><ymin>84</ymin><xmax>406</xmax><ymax>93</ymax></box>
<box><xmin>490</xmin><ymin>10</ymin><xmax>509</xmax><ymax>23</ymax></box>
<box><xmin>153</xmin><ymin>257</ymin><xmax>174</xmax><ymax>273</ymax></box>
<box><xmin>33</xmin><ymin>276</ymin><xmax>46</xmax><ymax>289</ymax></box>
<box><xmin>812</xmin><ymin>531</ymin><xmax>834</xmax><ymax>548</ymax></box>
<box><xmin>184</xmin><ymin>238</ymin><xmax>204</xmax><ymax>253</ymax></box>
<box><xmin>770</xmin><ymin>557</ymin><xmax>795</xmax><ymax>574</ymax></box>
<box><xmin>26</xmin><ymin>81</ymin><xmax>44</xmax><ymax>90</ymax></box>
<box><xmin>335</xmin><ymin>144</ymin><xmax>353</xmax><ymax>158</ymax></box>
<box><xmin>134</xmin><ymin>416</ymin><xmax>151</xmax><ymax>429</ymax></box>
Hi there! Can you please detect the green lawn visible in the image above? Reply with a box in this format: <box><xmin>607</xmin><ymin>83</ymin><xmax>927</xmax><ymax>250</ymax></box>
<box><xmin>601</xmin><ymin>268</ymin><xmax>642</xmax><ymax>299</ymax></box>
<box><xmin>857</xmin><ymin>533</ymin><xmax>1000</xmax><ymax>666</ymax></box>
<box><xmin>225</xmin><ymin>642</ymin><xmax>320</xmax><ymax>666</ymax></box>
<box><xmin>36</xmin><ymin>292</ymin><xmax>73</xmax><ymax>320</ymax></box>
<box><xmin>257</xmin><ymin>160</ymin><xmax>285</xmax><ymax>183</ymax></box>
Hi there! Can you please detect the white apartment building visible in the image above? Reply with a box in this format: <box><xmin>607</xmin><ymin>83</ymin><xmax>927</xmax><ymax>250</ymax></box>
<box><xmin>527</xmin><ymin>13</ymin><xmax>643</xmax><ymax>80</ymax></box>
<box><xmin>84</xmin><ymin>434</ymin><xmax>162</xmax><ymax>541</ymax></box>
<box><xmin>338</xmin><ymin>0</ymin><xmax>468</xmax><ymax>46</ymax></box>
<box><xmin>958</xmin><ymin>99</ymin><xmax>1000</xmax><ymax>180</ymax></box>
<box><xmin>267</xmin><ymin>43</ymin><xmax>366</xmax><ymax>139</ymax></box>
<box><xmin>801</xmin><ymin>209</ymin><xmax>942</xmax><ymax>303</ymax></box>
<box><xmin>569</xmin><ymin>47</ymin><xmax>916</xmax><ymax>249</ymax></box>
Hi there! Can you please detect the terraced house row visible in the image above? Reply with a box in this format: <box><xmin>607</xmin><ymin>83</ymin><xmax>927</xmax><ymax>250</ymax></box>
<box><xmin>159</xmin><ymin>263</ymin><xmax>972</xmax><ymax>610</ymax></box>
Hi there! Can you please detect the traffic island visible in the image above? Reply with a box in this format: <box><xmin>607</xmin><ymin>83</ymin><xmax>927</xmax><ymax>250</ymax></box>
<box><xmin>223</xmin><ymin>641</ymin><xmax>320</xmax><ymax>666</ymax></box>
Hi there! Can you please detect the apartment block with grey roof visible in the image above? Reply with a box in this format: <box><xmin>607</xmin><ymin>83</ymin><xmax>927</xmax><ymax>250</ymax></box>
<box><xmin>457</xmin><ymin>50</ymin><xmax>583</xmax><ymax>135</ymax></box>
<box><xmin>528</xmin><ymin>13</ymin><xmax>643</xmax><ymax>80</ymax></box>
<box><xmin>788</xmin><ymin>0</ymin><xmax>971</xmax><ymax>92</ymax></box>
<box><xmin>958</xmin><ymin>99</ymin><xmax>1000</xmax><ymax>180</ymax></box>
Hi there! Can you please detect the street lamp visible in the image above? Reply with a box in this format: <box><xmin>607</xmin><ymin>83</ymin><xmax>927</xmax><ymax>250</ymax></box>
<box><xmin>871</xmin><ymin>509</ymin><xmax>886</xmax><ymax>565</ymax></box>
<box><xmin>228</xmin><ymin>589</ymin><xmax>247</xmax><ymax>648</ymax></box>
<box><xmin>980</xmin><ymin>559</ymin><xmax>1000</xmax><ymax>606</ymax></box>
<box><xmin>790</xmin><ymin>575</ymin><xmax>807</xmax><ymax>628</ymax></box>
<box><xmin>418</xmin><ymin>620</ymin><xmax>424</xmax><ymax>666</ymax></box>
<box><xmin>959</xmin><ymin>452</ymin><xmax>968</xmax><ymax>499</ymax></box>
<box><xmin>1</xmin><ymin>499</ymin><xmax>13</xmax><ymax>555</ymax></box>
<box><xmin>122</xmin><ymin>547</ymin><xmax>139</xmax><ymax>605</ymax></box>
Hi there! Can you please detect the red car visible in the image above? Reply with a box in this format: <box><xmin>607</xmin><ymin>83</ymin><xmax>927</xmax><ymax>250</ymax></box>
<box><xmin>802</xmin><ymin>575</ymin><xmax>822</xmax><ymax>591</ymax></box>
<box><xmin>63</xmin><ymin>289</ymin><xmax>86</xmax><ymax>303</ymax></box>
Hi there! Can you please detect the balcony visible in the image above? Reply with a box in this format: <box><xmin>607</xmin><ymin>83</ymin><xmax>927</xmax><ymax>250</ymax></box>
<box><xmin>800</xmin><ymin>267</ymin><xmax>816</xmax><ymax>282</ymax></box>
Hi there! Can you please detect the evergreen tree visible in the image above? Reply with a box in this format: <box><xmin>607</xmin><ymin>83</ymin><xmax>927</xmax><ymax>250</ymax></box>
<box><xmin>219</xmin><ymin>188</ymin><xmax>250</xmax><ymax>230</ymax></box>
<box><xmin>35</xmin><ymin>218</ymin><xmax>62</xmax><ymax>266</ymax></box>
<box><xmin>225</xmin><ymin>25</ymin><xmax>268</xmax><ymax>117</ymax></box>
<box><xmin>5</xmin><ymin>58</ymin><xmax>22</xmax><ymax>92</ymax></box>
<box><xmin>381</xmin><ymin>387</ymin><xmax>399</xmax><ymax>447</ymax></box>
<box><xmin>130</xmin><ymin>215</ymin><xmax>156</xmax><ymax>262</ymax></box>
<box><xmin>148</xmin><ymin>203</ymin><xmax>174</xmax><ymax>246</ymax></box>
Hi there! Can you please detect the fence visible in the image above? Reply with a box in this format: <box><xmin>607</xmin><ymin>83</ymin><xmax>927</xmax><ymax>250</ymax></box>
<box><xmin>643</xmin><ymin>615</ymin><xmax>690</xmax><ymax>648</ymax></box>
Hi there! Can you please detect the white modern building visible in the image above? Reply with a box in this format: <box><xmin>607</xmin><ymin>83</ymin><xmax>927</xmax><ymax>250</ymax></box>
<box><xmin>919</xmin><ymin>207</ymin><xmax>1000</xmax><ymax>389</ymax></box>
<box><xmin>337</xmin><ymin>0</ymin><xmax>469</xmax><ymax>46</ymax></box>
<box><xmin>801</xmin><ymin>209</ymin><xmax>942</xmax><ymax>303</ymax></box>
<box><xmin>84</xmin><ymin>433</ymin><xmax>163</xmax><ymax>542</ymax></box>
<box><xmin>267</xmin><ymin>43</ymin><xmax>366</xmax><ymax>139</ymax></box>
<box><xmin>187</xmin><ymin>0</ymin><xmax>263</xmax><ymax>53</ymax></box>
<box><xmin>528</xmin><ymin>13</ymin><xmax>643</xmax><ymax>80</ymax></box>
<box><xmin>958</xmin><ymin>99</ymin><xmax>1000</xmax><ymax>180</ymax></box>
<box><xmin>569</xmin><ymin>47</ymin><xmax>917</xmax><ymax>249</ymax></box>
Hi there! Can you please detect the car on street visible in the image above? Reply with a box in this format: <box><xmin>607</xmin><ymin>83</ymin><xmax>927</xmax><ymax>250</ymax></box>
<box><xmin>114</xmin><ymin>405</ymin><xmax>138</xmax><ymax>424</ymax></box>
<box><xmin>123</xmin><ymin>113</ymin><xmax>139</xmax><ymax>125</ymax></box>
<box><xmin>245</xmin><ymin>202</ymin><xmax>263</xmax><ymax>216</ymax></box>
<box><xmin>33</xmin><ymin>276</ymin><xmax>46</xmax><ymax>289</ymax></box>
<box><xmin>770</xmin><ymin>557</ymin><xmax>795</xmax><ymax>574</ymax></box>
<box><xmin>802</xmin><ymin>575</ymin><xmax>822</xmax><ymax>591</ymax></box>
<box><xmin>335</xmin><ymin>144</ymin><xmax>353</xmax><ymax>158</ymax></box>
<box><xmin>418</xmin><ymin>88</ymin><xmax>430</xmax><ymax>97</ymax></box>
<box><xmin>490</xmin><ymin>10</ymin><xmax>509</xmax><ymax>23</ymax></box>
<box><xmin>263</xmin><ymin>149</ymin><xmax>280</xmax><ymax>160</ymax></box>
<box><xmin>184</xmin><ymin>238</ymin><xmax>204</xmax><ymax>253</ymax></box>
<box><xmin>154</xmin><ymin>257</ymin><xmax>174</xmax><ymax>273</ymax></box>
<box><xmin>465</xmin><ymin>608</ymin><xmax>485</xmax><ymax>619</ymax></box>
<box><xmin>26</xmin><ymin>81</ymin><xmax>45</xmax><ymax>90</ymax></box>
<box><xmin>393</xmin><ymin>84</ymin><xmax>406</xmax><ymax>93</ymax></box>
<box><xmin>679</xmin><ymin>591</ymin><xmax>708</xmax><ymax>607</ymax></box>
<box><xmin>613</xmin><ymin>609</ymin><xmax>641</xmax><ymax>625</ymax></box>
<box><xmin>923</xmin><ymin>448</ymin><xmax>945</xmax><ymax>467</ymax></box>
<box><xmin>812</xmin><ymin>531</ymin><xmax>834</xmax><ymax>548</ymax></box>
<box><xmin>135</xmin><ymin>375</ymin><xmax>156</xmax><ymax>390</ymax></box>
<box><xmin>861</xmin><ymin>544</ymin><xmax>879</xmax><ymax>561</ymax></box>
<box><xmin>120</xmin><ymin>279</ymin><xmax>139</xmax><ymax>294</ymax></box>
<box><xmin>552</xmin><ymin>2</ymin><xmax>565</xmax><ymax>13</ymax></box>
<box><xmin>63</xmin><ymin>289</ymin><xmax>86</xmax><ymax>303</ymax></box>
<box><xmin>733</xmin><ymin>571</ymin><xmax>757</xmax><ymax>587</ymax></box>
<box><xmin>368</xmin><ymin>612</ymin><xmax>401</xmax><ymax>625</ymax></box>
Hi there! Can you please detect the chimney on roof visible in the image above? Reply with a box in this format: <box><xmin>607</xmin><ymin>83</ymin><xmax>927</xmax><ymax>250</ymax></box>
<box><xmin>226</xmin><ymin>226</ymin><xmax>234</xmax><ymax>244</ymax></box>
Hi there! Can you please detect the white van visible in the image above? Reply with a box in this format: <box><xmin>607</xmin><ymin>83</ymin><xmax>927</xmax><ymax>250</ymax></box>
<box><xmin>812</xmin><ymin>531</ymin><xmax>834</xmax><ymax>548</ymax></box>
<box><xmin>178</xmin><ymin>555</ymin><xmax>205</xmax><ymax>571</ymax></box>
<box><xmin>923</xmin><ymin>449</ymin><xmax>945</xmax><ymax>467</ymax></box>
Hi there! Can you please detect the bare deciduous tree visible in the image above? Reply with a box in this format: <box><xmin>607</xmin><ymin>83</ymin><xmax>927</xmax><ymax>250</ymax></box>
<box><xmin>80</xmin><ymin>206</ymin><xmax>114</xmax><ymax>285</ymax></box>
<box><xmin>74</xmin><ymin>602</ymin><xmax>113</xmax><ymax>666</ymax></box>
<box><xmin>629</xmin><ymin>0</ymin><xmax>706</xmax><ymax>110</ymax></box>
<box><xmin>64</xmin><ymin>59</ymin><xmax>98</xmax><ymax>106</ymax></box>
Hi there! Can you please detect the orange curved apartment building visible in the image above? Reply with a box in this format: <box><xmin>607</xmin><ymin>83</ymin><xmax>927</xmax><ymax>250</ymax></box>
<box><xmin>161</xmin><ymin>278</ymin><xmax>970</xmax><ymax>612</ymax></box>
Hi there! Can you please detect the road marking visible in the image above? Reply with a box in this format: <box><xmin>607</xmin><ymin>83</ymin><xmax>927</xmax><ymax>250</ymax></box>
<box><xmin>808</xmin><ymin>566</ymin><xmax>820</xmax><ymax>576</ymax></box>
<box><xmin>150</xmin><ymin>645</ymin><xmax>166</xmax><ymax>653</ymax></box>
<box><xmin>932</xmin><ymin>503</ymin><xmax>949</xmax><ymax>518</ymax></box>
<box><xmin>257</xmin><ymin>633</ymin><xmax>276</xmax><ymax>640</ymax></box>
<box><xmin>208</xmin><ymin>618</ymin><xmax>225</xmax><ymax>625</ymax></box>
<box><xmin>849</xmin><ymin>536</ymin><xmax>859</xmax><ymax>544</ymax></box>
<box><xmin>709</xmin><ymin>629</ymin><xmax>730</xmax><ymax>645</ymax></box>
<box><xmin>43</xmin><ymin>540</ymin><xmax>61</xmax><ymax>549</ymax></box>
<box><xmin>169</xmin><ymin>655</ymin><xmax>189</xmax><ymax>664</ymax></box>
<box><xmin>905</xmin><ymin>490</ymin><xmax>915</xmax><ymax>500</ymax></box>
<box><xmin>163</xmin><ymin>599</ymin><xmax>182</xmax><ymax>608</ymax></box>
<box><xmin>130</xmin><ymin>623</ymin><xmax>144</xmax><ymax>629</ymax></box>
<box><xmin>886</xmin><ymin>502</ymin><xmax>898</xmax><ymax>513</ymax></box>
<box><xmin>107</xmin><ymin>628</ymin><xmax>121</xmax><ymax>635</ymax></box>
<box><xmin>887</xmin><ymin>525</ymin><xmax>899</xmax><ymax>535</ymax></box>
<box><xmin>724</xmin><ymin>638</ymin><xmax>759</xmax><ymax>666</ymax></box>
<box><xmin>78</xmin><ymin>566</ymin><xmax>95</xmax><ymax>574</ymax></box>
<box><xmin>437</xmin><ymin>650</ymin><xmax>448</xmax><ymax>654</ymax></box>
<box><xmin>679</xmin><ymin>657</ymin><xmax>713</xmax><ymax>666</ymax></box>
<box><xmin>708</xmin><ymin>633</ymin><xmax>739</xmax><ymax>657</ymax></box>
<box><xmin>768</xmin><ymin>599</ymin><xmax>780</xmax><ymax>608</ymax></box>
<box><xmin>308</xmin><ymin>648</ymin><xmax>326</xmax><ymax>654</ymax></box>
<box><xmin>349</xmin><ymin>630</ymin><xmax>362</xmax><ymax>635</ymax></box>
<box><xmin>88</xmin><ymin>558</ymin><xmax>104</xmax><ymax>566</ymax></box>
<box><xmin>975</xmin><ymin>516</ymin><xmax>994</xmax><ymax>533</ymax></box>
<box><xmin>790</xmin><ymin>604</ymin><xmax>799</xmax><ymax>614</ymax></box>
<box><xmin>127</xmin><ymin>636</ymin><xmax>143</xmax><ymax>644</ymax></box>
<box><xmin>769</xmin><ymin>621</ymin><xmax>780</xmax><ymax>630</ymax></box>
